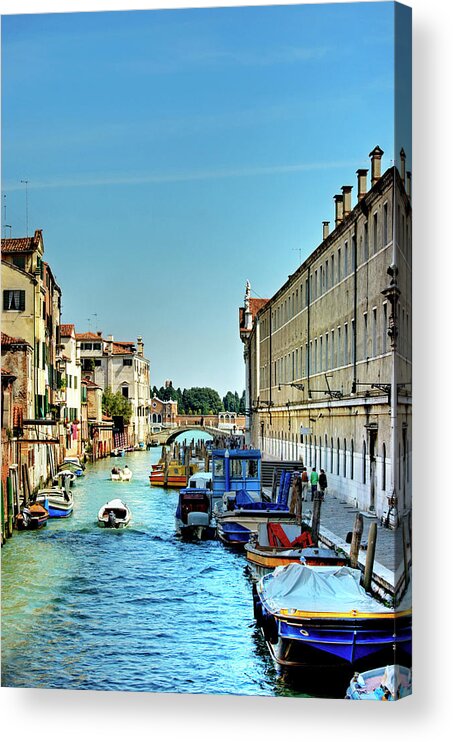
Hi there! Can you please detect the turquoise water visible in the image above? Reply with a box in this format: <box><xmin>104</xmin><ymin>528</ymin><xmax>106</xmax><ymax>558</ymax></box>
<box><xmin>1</xmin><ymin>438</ymin><xmax>345</xmax><ymax>697</ymax></box>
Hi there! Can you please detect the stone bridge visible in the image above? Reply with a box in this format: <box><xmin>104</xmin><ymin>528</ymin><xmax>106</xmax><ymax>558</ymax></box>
<box><xmin>149</xmin><ymin>425</ymin><xmax>227</xmax><ymax>446</ymax></box>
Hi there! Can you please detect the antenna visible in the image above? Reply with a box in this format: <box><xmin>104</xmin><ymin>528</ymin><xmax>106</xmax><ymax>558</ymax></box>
<box><xmin>5</xmin><ymin>224</ymin><xmax>12</xmax><ymax>238</ymax></box>
<box><xmin>292</xmin><ymin>247</ymin><xmax>302</xmax><ymax>265</ymax></box>
<box><xmin>20</xmin><ymin>180</ymin><xmax>29</xmax><ymax>236</ymax></box>
<box><xmin>2</xmin><ymin>194</ymin><xmax>6</xmax><ymax>235</ymax></box>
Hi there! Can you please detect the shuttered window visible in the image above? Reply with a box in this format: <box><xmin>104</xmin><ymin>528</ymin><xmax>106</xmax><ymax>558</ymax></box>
<box><xmin>3</xmin><ymin>289</ymin><xmax>25</xmax><ymax>311</ymax></box>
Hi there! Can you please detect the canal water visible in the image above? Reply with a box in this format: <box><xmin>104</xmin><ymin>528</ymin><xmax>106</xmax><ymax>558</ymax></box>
<box><xmin>1</xmin><ymin>436</ymin><xmax>345</xmax><ymax>698</ymax></box>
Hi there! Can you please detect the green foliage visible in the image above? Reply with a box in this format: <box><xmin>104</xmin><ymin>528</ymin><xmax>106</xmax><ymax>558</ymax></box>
<box><xmin>182</xmin><ymin>387</ymin><xmax>223</xmax><ymax>415</ymax></box>
<box><xmin>102</xmin><ymin>387</ymin><xmax>133</xmax><ymax>425</ymax></box>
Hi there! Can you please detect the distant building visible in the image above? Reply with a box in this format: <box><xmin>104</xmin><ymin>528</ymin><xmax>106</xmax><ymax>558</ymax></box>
<box><xmin>150</xmin><ymin>395</ymin><xmax>178</xmax><ymax>431</ymax></box>
<box><xmin>76</xmin><ymin>332</ymin><xmax>151</xmax><ymax>445</ymax></box>
<box><xmin>240</xmin><ymin>147</ymin><xmax>412</xmax><ymax>525</ymax></box>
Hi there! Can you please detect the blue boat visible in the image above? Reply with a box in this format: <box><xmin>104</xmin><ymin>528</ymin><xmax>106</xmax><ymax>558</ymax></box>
<box><xmin>255</xmin><ymin>563</ymin><xmax>412</xmax><ymax>668</ymax></box>
<box><xmin>36</xmin><ymin>487</ymin><xmax>74</xmax><ymax>518</ymax></box>
<box><xmin>175</xmin><ymin>471</ymin><xmax>216</xmax><ymax>540</ymax></box>
<box><xmin>212</xmin><ymin>449</ymin><xmax>298</xmax><ymax>545</ymax></box>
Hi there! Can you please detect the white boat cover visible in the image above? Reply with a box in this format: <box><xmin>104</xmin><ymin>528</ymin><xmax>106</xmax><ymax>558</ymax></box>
<box><xmin>260</xmin><ymin>564</ymin><xmax>396</xmax><ymax>615</ymax></box>
<box><xmin>102</xmin><ymin>499</ymin><xmax>127</xmax><ymax>510</ymax></box>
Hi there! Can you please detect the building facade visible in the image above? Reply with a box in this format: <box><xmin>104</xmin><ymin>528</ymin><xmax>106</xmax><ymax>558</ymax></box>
<box><xmin>240</xmin><ymin>147</ymin><xmax>411</xmax><ymax>525</ymax></box>
<box><xmin>76</xmin><ymin>332</ymin><xmax>151</xmax><ymax>446</ymax></box>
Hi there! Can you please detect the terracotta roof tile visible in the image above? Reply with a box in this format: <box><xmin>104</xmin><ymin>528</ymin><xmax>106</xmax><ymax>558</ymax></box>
<box><xmin>239</xmin><ymin>298</ymin><xmax>269</xmax><ymax>332</ymax></box>
<box><xmin>1</xmin><ymin>331</ymin><xmax>31</xmax><ymax>347</ymax></box>
<box><xmin>75</xmin><ymin>332</ymin><xmax>104</xmax><ymax>341</ymax></box>
<box><xmin>1</xmin><ymin>229</ymin><xmax>43</xmax><ymax>254</ymax></box>
<box><xmin>60</xmin><ymin>323</ymin><xmax>75</xmax><ymax>337</ymax></box>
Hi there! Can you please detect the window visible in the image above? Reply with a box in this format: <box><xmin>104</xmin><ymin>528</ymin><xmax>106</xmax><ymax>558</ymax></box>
<box><xmin>74</xmin><ymin>376</ymin><xmax>78</xmax><ymax>389</ymax></box>
<box><xmin>123</xmin><ymin>359</ymin><xmax>133</xmax><ymax>366</ymax></box>
<box><xmin>314</xmin><ymin>339</ymin><xmax>317</xmax><ymax>374</ymax></box>
<box><xmin>93</xmin><ymin>343</ymin><xmax>101</xmax><ymax>351</ymax></box>
<box><xmin>344</xmin><ymin>242</ymin><xmax>348</xmax><ymax>276</ymax></box>
<box><xmin>338</xmin><ymin>248</ymin><xmax>341</xmax><ymax>282</ymax></box>
<box><xmin>331</xmin><ymin>255</ymin><xmax>335</xmax><ymax>287</ymax></box>
<box><xmin>351</xmin><ymin>319</ymin><xmax>356</xmax><ymax>366</ymax></box>
<box><xmin>336</xmin><ymin>438</ymin><xmax>340</xmax><ymax>475</ymax></box>
<box><xmin>331</xmin><ymin>330</ymin><xmax>335</xmax><ymax>369</ymax></box>
<box><xmin>362</xmin><ymin>441</ymin><xmax>367</xmax><ymax>484</ymax></box>
<box><xmin>230</xmin><ymin>458</ymin><xmax>243</xmax><ymax>478</ymax></box>
<box><xmin>382</xmin><ymin>443</ymin><xmax>386</xmax><ymax>490</ymax></box>
<box><xmin>320</xmin><ymin>336</ymin><xmax>323</xmax><ymax>371</ymax></box>
<box><xmin>373</xmin><ymin>213</ymin><xmax>378</xmax><ymax>253</ymax></box>
<box><xmin>383</xmin><ymin>203</ymin><xmax>388</xmax><ymax>245</ymax></box>
<box><xmin>344</xmin><ymin>323</ymin><xmax>349</xmax><ymax>365</ymax></box>
<box><xmin>325</xmin><ymin>333</ymin><xmax>329</xmax><ymax>370</ymax></box>
<box><xmin>121</xmin><ymin>386</ymin><xmax>129</xmax><ymax>398</ymax></box>
<box><xmin>351</xmin><ymin>440</ymin><xmax>354</xmax><ymax>479</ymax></box>
<box><xmin>314</xmin><ymin>271</ymin><xmax>317</xmax><ymax>300</ymax></box>
<box><xmin>94</xmin><ymin>359</ymin><xmax>102</xmax><ymax>367</ymax></box>
<box><xmin>325</xmin><ymin>260</ymin><xmax>329</xmax><ymax>290</ymax></box>
<box><xmin>364</xmin><ymin>222</ymin><xmax>369</xmax><ymax>260</ymax></box>
<box><xmin>81</xmin><ymin>342</ymin><xmax>93</xmax><ymax>350</ymax></box>
<box><xmin>372</xmin><ymin>308</ymin><xmax>377</xmax><ymax>356</ymax></box>
<box><xmin>383</xmin><ymin>303</ymin><xmax>388</xmax><ymax>352</ymax></box>
<box><xmin>343</xmin><ymin>439</ymin><xmax>347</xmax><ymax>477</ymax></box>
<box><xmin>12</xmin><ymin>255</ymin><xmax>26</xmax><ymax>271</ymax></box>
<box><xmin>3</xmin><ymin>289</ymin><xmax>25</xmax><ymax>311</ymax></box>
<box><xmin>330</xmin><ymin>437</ymin><xmax>334</xmax><ymax>473</ymax></box>
<box><xmin>363</xmin><ymin>312</ymin><xmax>368</xmax><ymax>359</ymax></box>
<box><xmin>246</xmin><ymin>460</ymin><xmax>258</xmax><ymax>478</ymax></box>
<box><xmin>338</xmin><ymin>326</ymin><xmax>342</xmax><ymax>365</ymax></box>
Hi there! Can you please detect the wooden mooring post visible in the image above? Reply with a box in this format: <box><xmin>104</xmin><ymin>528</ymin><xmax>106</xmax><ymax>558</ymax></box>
<box><xmin>271</xmin><ymin>468</ymin><xmax>278</xmax><ymax>502</ymax></box>
<box><xmin>311</xmin><ymin>492</ymin><xmax>322</xmax><ymax>546</ymax></box>
<box><xmin>349</xmin><ymin>513</ymin><xmax>364</xmax><ymax>568</ymax></box>
<box><xmin>363</xmin><ymin>522</ymin><xmax>377</xmax><ymax>592</ymax></box>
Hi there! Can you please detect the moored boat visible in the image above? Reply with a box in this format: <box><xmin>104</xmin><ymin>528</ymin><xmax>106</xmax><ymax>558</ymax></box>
<box><xmin>212</xmin><ymin>449</ymin><xmax>298</xmax><ymax>546</ymax></box>
<box><xmin>255</xmin><ymin>563</ymin><xmax>412</xmax><ymax>668</ymax></box>
<box><xmin>245</xmin><ymin>522</ymin><xmax>349</xmax><ymax>579</ymax></box>
<box><xmin>97</xmin><ymin>499</ymin><xmax>131</xmax><ymax>528</ymax></box>
<box><xmin>110</xmin><ymin>448</ymin><xmax>125</xmax><ymax>457</ymax></box>
<box><xmin>149</xmin><ymin>460</ymin><xmax>198</xmax><ymax>488</ymax></box>
<box><xmin>16</xmin><ymin>501</ymin><xmax>49</xmax><ymax>530</ymax></box>
<box><xmin>35</xmin><ymin>487</ymin><xmax>74</xmax><ymax>518</ymax></box>
<box><xmin>59</xmin><ymin>460</ymin><xmax>84</xmax><ymax>477</ymax></box>
<box><xmin>345</xmin><ymin>665</ymin><xmax>412</xmax><ymax>700</ymax></box>
<box><xmin>175</xmin><ymin>471</ymin><xmax>215</xmax><ymax>539</ymax></box>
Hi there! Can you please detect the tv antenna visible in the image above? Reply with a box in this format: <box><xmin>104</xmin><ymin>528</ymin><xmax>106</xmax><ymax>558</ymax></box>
<box><xmin>292</xmin><ymin>247</ymin><xmax>302</xmax><ymax>266</ymax></box>
<box><xmin>20</xmin><ymin>180</ymin><xmax>29</xmax><ymax>236</ymax></box>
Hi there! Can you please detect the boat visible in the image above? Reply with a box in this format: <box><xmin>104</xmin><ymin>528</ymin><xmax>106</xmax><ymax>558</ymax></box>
<box><xmin>245</xmin><ymin>522</ymin><xmax>349</xmax><ymax>579</ymax></box>
<box><xmin>254</xmin><ymin>563</ymin><xmax>412</xmax><ymax>668</ymax></box>
<box><xmin>110</xmin><ymin>448</ymin><xmax>125</xmax><ymax>457</ymax></box>
<box><xmin>149</xmin><ymin>460</ymin><xmax>199</xmax><ymax>488</ymax></box>
<box><xmin>97</xmin><ymin>499</ymin><xmax>131</xmax><ymax>528</ymax></box>
<box><xmin>64</xmin><ymin>456</ymin><xmax>85</xmax><ymax>470</ymax></box>
<box><xmin>212</xmin><ymin>449</ymin><xmax>298</xmax><ymax>546</ymax></box>
<box><xmin>110</xmin><ymin>465</ymin><xmax>133</xmax><ymax>482</ymax></box>
<box><xmin>16</xmin><ymin>501</ymin><xmax>49</xmax><ymax>530</ymax></box>
<box><xmin>345</xmin><ymin>665</ymin><xmax>412</xmax><ymax>701</ymax></box>
<box><xmin>59</xmin><ymin>460</ymin><xmax>84</xmax><ymax>477</ymax></box>
<box><xmin>175</xmin><ymin>471</ymin><xmax>214</xmax><ymax>539</ymax></box>
<box><xmin>35</xmin><ymin>487</ymin><xmax>74</xmax><ymax>518</ymax></box>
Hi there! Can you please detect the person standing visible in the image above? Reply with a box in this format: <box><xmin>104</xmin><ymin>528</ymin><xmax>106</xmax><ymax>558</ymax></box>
<box><xmin>319</xmin><ymin>469</ymin><xmax>327</xmax><ymax>500</ymax></box>
<box><xmin>310</xmin><ymin>467</ymin><xmax>319</xmax><ymax>500</ymax></box>
<box><xmin>301</xmin><ymin>467</ymin><xmax>309</xmax><ymax>501</ymax></box>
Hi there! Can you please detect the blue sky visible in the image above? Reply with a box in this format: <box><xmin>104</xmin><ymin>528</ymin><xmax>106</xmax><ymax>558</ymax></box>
<box><xmin>1</xmin><ymin>2</ymin><xmax>408</xmax><ymax>396</ymax></box>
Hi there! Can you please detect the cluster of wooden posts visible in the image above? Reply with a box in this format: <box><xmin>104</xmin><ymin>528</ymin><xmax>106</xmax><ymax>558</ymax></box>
<box><xmin>162</xmin><ymin>438</ymin><xmax>213</xmax><ymax>484</ymax></box>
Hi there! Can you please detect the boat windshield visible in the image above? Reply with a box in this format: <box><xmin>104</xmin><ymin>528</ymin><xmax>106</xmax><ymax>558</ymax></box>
<box><xmin>246</xmin><ymin>460</ymin><xmax>258</xmax><ymax>478</ymax></box>
<box><xmin>213</xmin><ymin>458</ymin><xmax>224</xmax><ymax>477</ymax></box>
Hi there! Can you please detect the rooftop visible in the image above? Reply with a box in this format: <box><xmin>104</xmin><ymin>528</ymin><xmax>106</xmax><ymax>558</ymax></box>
<box><xmin>1</xmin><ymin>331</ymin><xmax>31</xmax><ymax>348</ymax></box>
<box><xmin>1</xmin><ymin>229</ymin><xmax>43</xmax><ymax>254</ymax></box>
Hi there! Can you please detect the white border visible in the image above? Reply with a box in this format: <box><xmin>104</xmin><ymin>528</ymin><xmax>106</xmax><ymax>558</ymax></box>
<box><xmin>1</xmin><ymin>1</ymin><xmax>451</xmax><ymax>740</ymax></box>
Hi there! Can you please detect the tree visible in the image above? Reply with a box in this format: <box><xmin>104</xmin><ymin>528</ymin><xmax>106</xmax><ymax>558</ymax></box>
<box><xmin>102</xmin><ymin>387</ymin><xmax>133</xmax><ymax>425</ymax></box>
<box><xmin>239</xmin><ymin>390</ymin><xmax>246</xmax><ymax>414</ymax></box>
<box><xmin>182</xmin><ymin>387</ymin><xmax>223</xmax><ymax>415</ymax></box>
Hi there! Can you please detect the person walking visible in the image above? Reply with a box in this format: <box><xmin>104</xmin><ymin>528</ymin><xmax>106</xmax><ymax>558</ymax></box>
<box><xmin>319</xmin><ymin>469</ymin><xmax>327</xmax><ymax>500</ymax></box>
<box><xmin>301</xmin><ymin>467</ymin><xmax>309</xmax><ymax>501</ymax></box>
<box><xmin>310</xmin><ymin>467</ymin><xmax>319</xmax><ymax>500</ymax></box>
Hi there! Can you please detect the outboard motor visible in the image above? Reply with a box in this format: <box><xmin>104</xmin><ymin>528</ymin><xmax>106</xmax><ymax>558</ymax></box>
<box><xmin>108</xmin><ymin>510</ymin><xmax>117</xmax><ymax>528</ymax></box>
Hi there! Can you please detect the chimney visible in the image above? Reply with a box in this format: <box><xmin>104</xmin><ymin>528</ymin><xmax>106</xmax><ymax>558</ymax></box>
<box><xmin>334</xmin><ymin>195</ymin><xmax>344</xmax><ymax>227</ymax></box>
<box><xmin>107</xmin><ymin>334</ymin><xmax>114</xmax><ymax>355</ymax></box>
<box><xmin>322</xmin><ymin>221</ymin><xmax>330</xmax><ymax>240</ymax></box>
<box><xmin>137</xmin><ymin>336</ymin><xmax>144</xmax><ymax>357</ymax></box>
<box><xmin>342</xmin><ymin>186</ymin><xmax>353</xmax><ymax>218</ymax></box>
<box><xmin>406</xmin><ymin>171</ymin><xmax>411</xmax><ymax>201</ymax></box>
<box><xmin>400</xmin><ymin>148</ymin><xmax>406</xmax><ymax>185</ymax></box>
<box><xmin>369</xmin><ymin>146</ymin><xmax>384</xmax><ymax>186</ymax></box>
<box><xmin>357</xmin><ymin>169</ymin><xmax>368</xmax><ymax>201</ymax></box>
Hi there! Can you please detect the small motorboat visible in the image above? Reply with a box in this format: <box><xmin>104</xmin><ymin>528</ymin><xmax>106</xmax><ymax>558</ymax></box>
<box><xmin>110</xmin><ymin>448</ymin><xmax>125</xmax><ymax>457</ymax></box>
<box><xmin>35</xmin><ymin>487</ymin><xmax>74</xmax><ymax>518</ymax></box>
<box><xmin>98</xmin><ymin>499</ymin><xmax>131</xmax><ymax>528</ymax></box>
<box><xmin>16</xmin><ymin>501</ymin><xmax>49</xmax><ymax>530</ymax></box>
<box><xmin>64</xmin><ymin>456</ymin><xmax>85</xmax><ymax>470</ymax></box>
<box><xmin>345</xmin><ymin>665</ymin><xmax>412</xmax><ymax>701</ymax></box>
<box><xmin>111</xmin><ymin>465</ymin><xmax>132</xmax><ymax>482</ymax></box>
<box><xmin>245</xmin><ymin>522</ymin><xmax>349</xmax><ymax>579</ymax></box>
<box><xmin>175</xmin><ymin>471</ymin><xmax>215</xmax><ymax>539</ymax></box>
<box><xmin>59</xmin><ymin>460</ymin><xmax>84</xmax><ymax>477</ymax></box>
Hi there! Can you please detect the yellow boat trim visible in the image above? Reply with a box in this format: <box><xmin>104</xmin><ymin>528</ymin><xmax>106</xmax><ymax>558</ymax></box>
<box><xmin>278</xmin><ymin>608</ymin><xmax>412</xmax><ymax>620</ymax></box>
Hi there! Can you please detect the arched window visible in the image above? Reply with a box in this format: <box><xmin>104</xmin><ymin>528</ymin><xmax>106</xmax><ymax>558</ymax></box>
<box><xmin>362</xmin><ymin>441</ymin><xmax>367</xmax><ymax>484</ymax></box>
<box><xmin>382</xmin><ymin>443</ymin><xmax>386</xmax><ymax>490</ymax></box>
<box><xmin>343</xmin><ymin>438</ymin><xmax>347</xmax><ymax>477</ymax></box>
<box><xmin>330</xmin><ymin>437</ymin><xmax>334</xmax><ymax>473</ymax></box>
<box><xmin>351</xmin><ymin>439</ymin><xmax>354</xmax><ymax>479</ymax></box>
<box><xmin>324</xmin><ymin>434</ymin><xmax>328</xmax><ymax>470</ymax></box>
<box><xmin>337</xmin><ymin>438</ymin><xmax>340</xmax><ymax>475</ymax></box>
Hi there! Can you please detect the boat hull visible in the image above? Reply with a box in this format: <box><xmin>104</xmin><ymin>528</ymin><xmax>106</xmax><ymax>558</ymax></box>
<box><xmin>245</xmin><ymin>544</ymin><xmax>348</xmax><ymax>579</ymax></box>
<box><xmin>216</xmin><ymin>511</ymin><xmax>299</xmax><ymax>546</ymax></box>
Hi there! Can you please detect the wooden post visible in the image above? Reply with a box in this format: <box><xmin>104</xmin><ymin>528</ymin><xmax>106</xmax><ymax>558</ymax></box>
<box><xmin>363</xmin><ymin>522</ymin><xmax>377</xmax><ymax>591</ymax></box>
<box><xmin>185</xmin><ymin>447</ymin><xmax>190</xmax><ymax>481</ymax></box>
<box><xmin>22</xmin><ymin>464</ymin><xmax>29</xmax><ymax>507</ymax></box>
<box><xmin>311</xmin><ymin>492</ymin><xmax>322</xmax><ymax>546</ymax></box>
<box><xmin>350</xmin><ymin>513</ymin><xmax>363</xmax><ymax>569</ymax></box>
<box><xmin>6</xmin><ymin>476</ymin><xmax>14</xmax><ymax>537</ymax></box>
<box><xmin>271</xmin><ymin>468</ymin><xmax>278</xmax><ymax>502</ymax></box>
<box><xmin>402</xmin><ymin>519</ymin><xmax>409</xmax><ymax>589</ymax></box>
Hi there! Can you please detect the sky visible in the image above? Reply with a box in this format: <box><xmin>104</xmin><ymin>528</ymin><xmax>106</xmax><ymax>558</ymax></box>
<box><xmin>1</xmin><ymin>1</ymin><xmax>410</xmax><ymax>397</ymax></box>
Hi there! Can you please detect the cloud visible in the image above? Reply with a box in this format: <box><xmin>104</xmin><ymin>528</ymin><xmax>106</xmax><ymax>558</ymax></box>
<box><xmin>4</xmin><ymin>159</ymin><xmax>357</xmax><ymax>191</ymax></box>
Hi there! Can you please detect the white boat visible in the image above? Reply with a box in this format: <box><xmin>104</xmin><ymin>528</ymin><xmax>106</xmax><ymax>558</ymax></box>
<box><xmin>110</xmin><ymin>465</ymin><xmax>132</xmax><ymax>482</ymax></box>
<box><xmin>97</xmin><ymin>499</ymin><xmax>131</xmax><ymax>528</ymax></box>
<box><xmin>346</xmin><ymin>665</ymin><xmax>412</xmax><ymax>701</ymax></box>
<box><xmin>53</xmin><ymin>469</ymin><xmax>76</xmax><ymax>491</ymax></box>
<box><xmin>35</xmin><ymin>487</ymin><xmax>74</xmax><ymax>518</ymax></box>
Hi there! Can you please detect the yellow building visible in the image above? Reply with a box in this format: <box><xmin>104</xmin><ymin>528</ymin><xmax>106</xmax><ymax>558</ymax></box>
<box><xmin>240</xmin><ymin>147</ymin><xmax>411</xmax><ymax>526</ymax></box>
